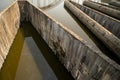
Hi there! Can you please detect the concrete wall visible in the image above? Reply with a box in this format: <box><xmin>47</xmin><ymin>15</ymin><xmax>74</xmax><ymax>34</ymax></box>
<box><xmin>18</xmin><ymin>1</ymin><xmax>29</xmax><ymax>22</ymax></box>
<box><xmin>71</xmin><ymin>1</ymin><xmax>120</xmax><ymax>39</ymax></box>
<box><xmin>109</xmin><ymin>1</ymin><xmax>120</xmax><ymax>7</ymax></box>
<box><xmin>0</xmin><ymin>1</ymin><xmax>20</xmax><ymax>69</ymax></box>
<box><xmin>91</xmin><ymin>1</ymin><xmax>120</xmax><ymax>11</ymax></box>
<box><xmin>65</xmin><ymin>0</ymin><xmax>120</xmax><ymax>60</ymax></box>
<box><xmin>83</xmin><ymin>0</ymin><xmax>120</xmax><ymax>20</ymax></box>
<box><xmin>19</xmin><ymin>1</ymin><xmax>120</xmax><ymax>80</ymax></box>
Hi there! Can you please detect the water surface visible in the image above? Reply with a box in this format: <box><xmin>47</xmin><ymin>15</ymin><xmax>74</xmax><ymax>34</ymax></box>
<box><xmin>0</xmin><ymin>0</ymin><xmax>117</xmax><ymax>80</ymax></box>
<box><xmin>0</xmin><ymin>22</ymin><xmax>74</xmax><ymax>80</ymax></box>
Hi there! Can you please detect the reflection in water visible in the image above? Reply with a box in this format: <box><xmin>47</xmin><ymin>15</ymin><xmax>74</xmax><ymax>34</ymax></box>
<box><xmin>0</xmin><ymin>0</ymin><xmax>115</xmax><ymax>80</ymax></box>
<box><xmin>0</xmin><ymin>22</ymin><xmax>74</xmax><ymax>80</ymax></box>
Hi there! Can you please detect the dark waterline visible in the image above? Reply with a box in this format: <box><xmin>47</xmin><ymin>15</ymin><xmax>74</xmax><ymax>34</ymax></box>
<box><xmin>0</xmin><ymin>22</ymin><xmax>74</xmax><ymax>80</ymax></box>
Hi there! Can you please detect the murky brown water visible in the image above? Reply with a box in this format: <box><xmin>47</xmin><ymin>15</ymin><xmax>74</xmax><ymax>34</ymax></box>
<box><xmin>0</xmin><ymin>22</ymin><xmax>74</xmax><ymax>80</ymax></box>
<box><xmin>0</xmin><ymin>0</ymin><xmax>117</xmax><ymax>80</ymax></box>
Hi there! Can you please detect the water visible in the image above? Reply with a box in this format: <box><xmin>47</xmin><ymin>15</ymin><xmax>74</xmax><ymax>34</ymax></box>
<box><xmin>0</xmin><ymin>0</ymin><xmax>116</xmax><ymax>80</ymax></box>
<box><xmin>0</xmin><ymin>22</ymin><xmax>74</xmax><ymax>80</ymax></box>
<box><xmin>45</xmin><ymin>1</ymin><xmax>99</xmax><ymax>49</ymax></box>
<box><xmin>45</xmin><ymin>0</ymin><xmax>120</xmax><ymax>64</ymax></box>
<box><xmin>44</xmin><ymin>0</ymin><xmax>113</xmax><ymax>53</ymax></box>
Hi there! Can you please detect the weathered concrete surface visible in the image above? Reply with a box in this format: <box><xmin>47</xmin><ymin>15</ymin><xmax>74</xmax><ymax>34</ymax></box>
<box><xmin>19</xmin><ymin>1</ymin><xmax>120</xmax><ymax>80</ymax></box>
<box><xmin>83</xmin><ymin>0</ymin><xmax>120</xmax><ymax>20</ymax></box>
<box><xmin>109</xmin><ymin>1</ymin><xmax>120</xmax><ymax>7</ymax></box>
<box><xmin>71</xmin><ymin>1</ymin><xmax>120</xmax><ymax>39</ymax></box>
<box><xmin>0</xmin><ymin>1</ymin><xmax>20</xmax><ymax>69</ymax></box>
<box><xmin>65</xmin><ymin>0</ymin><xmax>120</xmax><ymax>60</ymax></box>
<box><xmin>91</xmin><ymin>1</ymin><xmax>120</xmax><ymax>11</ymax></box>
<box><xmin>18</xmin><ymin>1</ymin><xmax>29</xmax><ymax>22</ymax></box>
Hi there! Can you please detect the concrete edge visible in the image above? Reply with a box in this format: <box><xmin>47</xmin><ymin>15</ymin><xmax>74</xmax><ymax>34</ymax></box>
<box><xmin>70</xmin><ymin>1</ymin><xmax>120</xmax><ymax>38</ymax></box>
<box><xmin>0</xmin><ymin>0</ymin><xmax>18</xmax><ymax>16</ymax></box>
<box><xmin>0</xmin><ymin>1</ymin><xmax>20</xmax><ymax>70</ymax></box>
<box><xmin>25</xmin><ymin>0</ymin><xmax>120</xmax><ymax>70</ymax></box>
<box><xmin>92</xmin><ymin>1</ymin><xmax>120</xmax><ymax>11</ymax></box>
<box><xmin>71</xmin><ymin>1</ymin><xmax>120</xmax><ymax>23</ymax></box>
<box><xmin>83</xmin><ymin>0</ymin><xmax>120</xmax><ymax>20</ymax></box>
<box><xmin>64</xmin><ymin>0</ymin><xmax>120</xmax><ymax>70</ymax></box>
<box><xmin>26</xmin><ymin>0</ymin><xmax>87</xmax><ymax>44</ymax></box>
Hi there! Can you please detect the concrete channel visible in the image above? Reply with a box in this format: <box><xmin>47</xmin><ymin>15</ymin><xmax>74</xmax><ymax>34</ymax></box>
<box><xmin>67</xmin><ymin>1</ymin><xmax>120</xmax><ymax>59</ymax></box>
<box><xmin>70</xmin><ymin>1</ymin><xmax>120</xmax><ymax>39</ymax></box>
<box><xmin>83</xmin><ymin>0</ymin><xmax>120</xmax><ymax>20</ymax></box>
<box><xmin>0</xmin><ymin>0</ymin><xmax>120</xmax><ymax>80</ymax></box>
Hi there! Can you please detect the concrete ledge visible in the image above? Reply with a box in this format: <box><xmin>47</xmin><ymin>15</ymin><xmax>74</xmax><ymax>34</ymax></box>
<box><xmin>0</xmin><ymin>1</ymin><xmax>20</xmax><ymax>69</ymax></box>
<box><xmin>19</xmin><ymin>1</ymin><xmax>120</xmax><ymax>80</ymax></box>
<box><xmin>65</xmin><ymin>0</ymin><xmax>120</xmax><ymax>60</ymax></box>
<box><xmin>91</xmin><ymin>1</ymin><xmax>120</xmax><ymax>11</ymax></box>
<box><xmin>71</xmin><ymin>1</ymin><xmax>120</xmax><ymax>39</ymax></box>
<box><xmin>83</xmin><ymin>0</ymin><xmax>120</xmax><ymax>20</ymax></box>
<box><xmin>109</xmin><ymin>1</ymin><xmax>120</xmax><ymax>7</ymax></box>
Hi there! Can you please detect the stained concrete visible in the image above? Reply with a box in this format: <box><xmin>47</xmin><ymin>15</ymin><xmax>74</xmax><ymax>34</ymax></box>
<box><xmin>0</xmin><ymin>0</ymin><xmax>120</xmax><ymax>80</ymax></box>
<box><xmin>70</xmin><ymin>1</ymin><xmax>120</xmax><ymax>39</ymax></box>
<box><xmin>0</xmin><ymin>1</ymin><xmax>20</xmax><ymax>69</ymax></box>
<box><xmin>19</xmin><ymin>1</ymin><xmax>120</xmax><ymax>80</ymax></box>
<box><xmin>65</xmin><ymin>0</ymin><xmax>120</xmax><ymax>60</ymax></box>
<box><xmin>83</xmin><ymin>0</ymin><xmax>120</xmax><ymax>20</ymax></box>
<box><xmin>109</xmin><ymin>1</ymin><xmax>120</xmax><ymax>7</ymax></box>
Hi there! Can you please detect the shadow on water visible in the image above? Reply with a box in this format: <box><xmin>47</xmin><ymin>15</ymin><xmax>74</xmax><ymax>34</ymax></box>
<box><xmin>64</xmin><ymin>6</ymin><xmax>120</xmax><ymax>65</ymax></box>
<box><xmin>21</xmin><ymin>22</ymin><xmax>74</xmax><ymax>80</ymax></box>
<box><xmin>0</xmin><ymin>22</ymin><xmax>74</xmax><ymax>80</ymax></box>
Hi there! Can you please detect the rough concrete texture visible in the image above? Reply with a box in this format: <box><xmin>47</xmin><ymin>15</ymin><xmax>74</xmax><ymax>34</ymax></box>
<box><xmin>91</xmin><ymin>1</ymin><xmax>120</xmax><ymax>11</ymax></box>
<box><xmin>109</xmin><ymin>1</ymin><xmax>120</xmax><ymax>7</ymax></box>
<box><xmin>19</xmin><ymin>1</ymin><xmax>120</xmax><ymax>80</ymax></box>
<box><xmin>65</xmin><ymin>0</ymin><xmax>120</xmax><ymax>61</ymax></box>
<box><xmin>71</xmin><ymin>1</ymin><xmax>120</xmax><ymax>39</ymax></box>
<box><xmin>0</xmin><ymin>1</ymin><xmax>20</xmax><ymax>69</ymax></box>
<box><xmin>18</xmin><ymin>1</ymin><xmax>29</xmax><ymax>22</ymax></box>
<box><xmin>83</xmin><ymin>1</ymin><xmax>120</xmax><ymax>20</ymax></box>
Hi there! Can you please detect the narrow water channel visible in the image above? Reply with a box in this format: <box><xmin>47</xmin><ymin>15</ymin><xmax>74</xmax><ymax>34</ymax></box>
<box><xmin>0</xmin><ymin>22</ymin><xmax>74</xmax><ymax>80</ymax></box>
<box><xmin>0</xmin><ymin>0</ymin><xmax>118</xmax><ymax>80</ymax></box>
